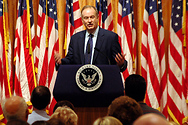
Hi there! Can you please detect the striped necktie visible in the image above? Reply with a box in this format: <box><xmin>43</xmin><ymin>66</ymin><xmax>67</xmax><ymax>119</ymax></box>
<box><xmin>85</xmin><ymin>34</ymin><xmax>93</xmax><ymax>64</ymax></box>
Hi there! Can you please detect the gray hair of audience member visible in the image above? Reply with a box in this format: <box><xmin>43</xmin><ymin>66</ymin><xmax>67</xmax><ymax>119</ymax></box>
<box><xmin>133</xmin><ymin>113</ymin><xmax>169</xmax><ymax>125</ymax></box>
<box><xmin>1</xmin><ymin>96</ymin><xmax>28</xmax><ymax>121</ymax></box>
<box><xmin>93</xmin><ymin>116</ymin><xmax>123</xmax><ymax>125</ymax></box>
<box><xmin>50</xmin><ymin>106</ymin><xmax>78</xmax><ymax>125</ymax></box>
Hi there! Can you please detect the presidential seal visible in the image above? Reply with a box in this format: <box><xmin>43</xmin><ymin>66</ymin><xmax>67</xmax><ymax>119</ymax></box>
<box><xmin>75</xmin><ymin>64</ymin><xmax>103</xmax><ymax>92</ymax></box>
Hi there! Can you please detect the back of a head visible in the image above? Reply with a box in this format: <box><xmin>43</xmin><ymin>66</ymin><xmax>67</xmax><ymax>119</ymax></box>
<box><xmin>6</xmin><ymin>119</ymin><xmax>29</xmax><ymax>125</ymax></box>
<box><xmin>93</xmin><ymin>116</ymin><xmax>123</xmax><ymax>125</ymax></box>
<box><xmin>31</xmin><ymin>86</ymin><xmax>51</xmax><ymax>110</ymax></box>
<box><xmin>32</xmin><ymin>120</ymin><xmax>50</xmax><ymax>125</ymax></box>
<box><xmin>107</xmin><ymin>96</ymin><xmax>143</xmax><ymax>125</ymax></box>
<box><xmin>133</xmin><ymin>113</ymin><xmax>169</xmax><ymax>125</ymax></box>
<box><xmin>1</xmin><ymin>96</ymin><xmax>28</xmax><ymax>122</ymax></box>
<box><xmin>53</xmin><ymin>100</ymin><xmax>75</xmax><ymax>113</ymax></box>
<box><xmin>125</xmin><ymin>74</ymin><xmax>146</xmax><ymax>102</ymax></box>
<box><xmin>50</xmin><ymin>107</ymin><xmax>78</xmax><ymax>125</ymax></box>
<box><xmin>48</xmin><ymin>118</ymin><xmax>66</xmax><ymax>125</ymax></box>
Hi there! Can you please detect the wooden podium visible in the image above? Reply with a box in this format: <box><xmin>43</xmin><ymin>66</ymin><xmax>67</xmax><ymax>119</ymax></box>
<box><xmin>53</xmin><ymin>65</ymin><xmax>124</xmax><ymax>124</ymax></box>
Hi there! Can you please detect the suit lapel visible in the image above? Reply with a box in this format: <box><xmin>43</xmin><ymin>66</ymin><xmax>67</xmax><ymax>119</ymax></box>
<box><xmin>93</xmin><ymin>28</ymin><xmax>105</xmax><ymax>64</ymax></box>
<box><xmin>78</xmin><ymin>31</ymin><xmax>86</xmax><ymax>64</ymax></box>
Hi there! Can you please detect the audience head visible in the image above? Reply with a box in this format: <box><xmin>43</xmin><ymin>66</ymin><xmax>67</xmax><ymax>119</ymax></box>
<box><xmin>107</xmin><ymin>96</ymin><xmax>143</xmax><ymax>125</ymax></box>
<box><xmin>6</xmin><ymin>119</ymin><xmax>29</xmax><ymax>125</ymax></box>
<box><xmin>31</xmin><ymin>86</ymin><xmax>51</xmax><ymax>110</ymax></box>
<box><xmin>53</xmin><ymin>100</ymin><xmax>74</xmax><ymax>113</ymax></box>
<box><xmin>93</xmin><ymin>116</ymin><xmax>123</xmax><ymax>125</ymax></box>
<box><xmin>1</xmin><ymin>96</ymin><xmax>28</xmax><ymax>122</ymax></box>
<box><xmin>48</xmin><ymin>118</ymin><xmax>65</xmax><ymax>125</ymax></box>
<box><xmin>31</xmin><ymin>120</ymin><xmax>50</xmax><ymax>125</ymax></box>
<box><xmin>50</xmin><ymin>107</ymin><xmax>78</xmax><ymax>125</ymax></box>
<box><xmin>133</xmin><ymin>113</ymin><xmax>169</xmax><ymax>125</ymax></box>
<box><xmin>81</xmin><ymin>5</ymin><xmax>99</xmax><ymax>34</ymax></box>
<box><xmin>125</xmin><ymin>74</ymin><xmax>146</xmax><ymax>102</ymax></box>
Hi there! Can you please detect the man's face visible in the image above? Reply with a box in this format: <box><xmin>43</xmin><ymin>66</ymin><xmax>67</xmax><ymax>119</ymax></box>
<box><xmin>81</xmin><ymin>8</ymin><xmax>99</xmax><ymax>33</ymax></box>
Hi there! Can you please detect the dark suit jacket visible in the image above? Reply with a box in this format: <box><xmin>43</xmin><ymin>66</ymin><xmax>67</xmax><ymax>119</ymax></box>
<box><xmin>61</xmin><ymin>27</ymin><xmax>127</xmax><ymax>72</ymax></box>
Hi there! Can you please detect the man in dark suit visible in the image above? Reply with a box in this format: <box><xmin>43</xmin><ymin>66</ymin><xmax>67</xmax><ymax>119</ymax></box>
<box><xmin>54</xmin><ymin>5</ymin><xmax>127</xmax><ymax>72</ymax></box>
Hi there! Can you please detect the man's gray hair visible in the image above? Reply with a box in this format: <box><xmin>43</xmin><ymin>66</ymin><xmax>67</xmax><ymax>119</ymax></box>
<box><xmin>81</xmin><ymin>5</ymin><xmax>98</xmax><ymax>18</ymax></box>
<box><xmin>1</xmin><ymin>96</ymin><xmax>28</xmax><ymax>121</ymax></box>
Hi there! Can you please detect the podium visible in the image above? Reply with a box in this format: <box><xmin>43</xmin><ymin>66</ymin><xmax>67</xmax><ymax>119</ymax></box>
<box><xmin>53</xmin><ymin>65</ymin><xmax>124</xmax><ymax>107</ymax></box>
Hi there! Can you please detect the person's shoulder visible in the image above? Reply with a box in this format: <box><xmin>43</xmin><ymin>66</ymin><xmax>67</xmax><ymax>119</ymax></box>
<box><xmin>71</xmin><ymin>30</ymin><xmax>86</xmax><ymax>38</ymax></box>
<box><xmin>99</xmin><ymin>28</ymin><xmax>117</xmax><ymax>36</ymax></box>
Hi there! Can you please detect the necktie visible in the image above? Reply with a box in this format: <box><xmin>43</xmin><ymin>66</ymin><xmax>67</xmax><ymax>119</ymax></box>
<box><xmin>85</xmin><ymin>34</ymin><xmax>93</xmax><ymax>64</ymax></box>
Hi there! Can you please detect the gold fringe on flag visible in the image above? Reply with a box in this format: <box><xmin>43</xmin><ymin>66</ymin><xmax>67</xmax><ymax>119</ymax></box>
<box><xmin>46</xmin><ymin>0</ymin><xmax>48</xmax><ymax>48</ymax></box>
<box><xmin>26</xmin><ymin>0</ymin><xmax>37</xmax><ymax>87</ymax></box>
<box><xmin>3</xmin><ymin>0</ymin><xmax>12</xmax><ymax>97</ymax></box>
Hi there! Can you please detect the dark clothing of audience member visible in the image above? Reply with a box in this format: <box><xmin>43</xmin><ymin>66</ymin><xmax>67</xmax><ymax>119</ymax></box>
<box><xmin>125</xmin><ymin>74</ymin><xmax>166</xmax><ymax>118</ymax></box>
<box><xmin>53</xmin><ymin>100</ymin><xmax>74</xmax><ymax>113</ymax></box>
<box><xmin>139</xmin><ymin>103</ymin><xmax>165</xmax><ymax>117</ymax></box>
<box><xmin>31</xmin><ymin>120</ymin><xmax>50</xmax><ymax>125</ymax></box>
<box><xmin>6</xmin><ymin>119</ymin><xmax>29</xmax><ymax>125</ymax></box>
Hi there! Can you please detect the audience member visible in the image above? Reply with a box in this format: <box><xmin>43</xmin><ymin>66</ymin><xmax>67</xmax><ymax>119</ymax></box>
<box><xmin>6</xmin><ymin>119</ymin><xmax>29</xmax><ymax>125</ymax></box>
<box><xmin>27</xmin><ymin>86</ymin><xmax>51</xmax><ymax>124</ymax></box>
<box><xmin>50</xmin><ymin>106</ymin><xmax>78</xmax><ymax>125</ymax></box>
<box><xmin>133</xmin><ymin>113</ymin><xmax>169</xmax><ymax>125</ymax></box>
<box><xmin>125</xmin><ymin>74</ymin><xmax>166</xmax><ymax>118</ymax></box>
<box><xmin>47</xmin><ymin>118</ymin><xmax>65</xmax><ymax>125</ymax></box>
<box><xmin>53</xmin><ymin>100</ymin><xmax>75</xmax><ymax>113</ymax></box>
<box><xmin>93</xmin><ymin>116</ymin><xmax>123</xmax><ymax>125</ymax></box>
<box><xmin>107</xmin><ymin>95</ymin><xmax>143</xmax><ymax>125</ymax></box>
<box><xmin>1</xmin><ymin>96</ymin><xmax>28</xmax><ymax>122</ymax></box>
<box><xmin>31</xmin><ymin>120</ymin><xmax>50</xmax><ymax>125</ymax></box>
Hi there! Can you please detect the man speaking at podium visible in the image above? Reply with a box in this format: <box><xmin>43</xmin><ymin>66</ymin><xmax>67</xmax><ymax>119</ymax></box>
<box><xmin>54</xmin><ymin>5</ymin><xmax>127</xmax><ymax>72</ymax></box>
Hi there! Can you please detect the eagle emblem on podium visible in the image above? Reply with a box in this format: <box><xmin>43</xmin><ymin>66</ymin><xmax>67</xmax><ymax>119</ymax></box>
<box><xmin>76</xmin><ymin>64</ymin><xmax>103</xmax><ymax>92</ymax></box>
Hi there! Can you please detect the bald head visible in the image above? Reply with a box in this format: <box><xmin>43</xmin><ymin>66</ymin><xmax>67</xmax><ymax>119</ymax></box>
<box><xmin>133</xmin><ymin>113</ymin><xmax>169</xmax><ymax>125</ymax></box>
<box><xmin>1</xmin><ymin>96</ymin><xmax>28</xmax><ymax>121</ymax></box>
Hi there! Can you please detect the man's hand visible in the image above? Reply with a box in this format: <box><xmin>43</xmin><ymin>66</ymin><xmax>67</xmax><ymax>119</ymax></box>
<box><xmin>54</xmin><ymin>51</ymin><xmax>62</xmax><ymax>65</ymax></box>
<box><xmin>115</xmin><ymin>53</ymin><xmax>126</xmax><ymax>67</ymax></box>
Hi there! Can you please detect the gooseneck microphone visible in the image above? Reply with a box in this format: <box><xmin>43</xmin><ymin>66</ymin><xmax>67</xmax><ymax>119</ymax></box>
<box><xmin>95</xmin><ymin>47</ymin><xmax>111</xmax><ymax>65</ymax></box>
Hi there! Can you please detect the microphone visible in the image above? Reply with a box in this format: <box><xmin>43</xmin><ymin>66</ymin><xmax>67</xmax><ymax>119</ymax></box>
<box><xmin>95</xmin><ymin>47</ymin><xmax>111</xmax><ymax>65</ymax></box>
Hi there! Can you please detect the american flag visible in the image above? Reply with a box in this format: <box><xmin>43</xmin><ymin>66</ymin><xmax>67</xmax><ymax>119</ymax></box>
<box><xmin>168</xmin><ymin>0</ymin><xmax>188</xmax><ymax>123</ymax></box>
<box><xmin>117</xmin><ymin>0</ymin><xmax>136</xmax><ymax>80</ymax></box>
<box><xmin>64</xmin><ymin>0</ymin><xmax>83</xmax><ymax>54</ymax></box>
<box><xmin>186</xmin><ymin>0</ymin><xmax>188</xmax><ymax>102</ymax></box>
<box><xmin>14</xmin><ymin>0</ymin><xmax>36</xmax><ymax>104</ymax></box>
<box><xmin>158</xmin><ymin>0</ymin><xmax>167</xmax><ymax>118</ymax></box>
<box><xmin>0</xmin><ymin>0</ymin><xmax>12</xmax><ymax>123</ymax></box>
<box><xmin>35</xmin><ymin>0</ymin><xmax>59</xmax><ymax>115</ymax></box>
<box><xmin>141</xmin><ymin>0</ymin><xmax>161</xmax><ymax>109</ymax></box>
<box><xmin>97</xmin><ymin>0</ymin><xmax>113</xmax><ymax>31</ymax></box>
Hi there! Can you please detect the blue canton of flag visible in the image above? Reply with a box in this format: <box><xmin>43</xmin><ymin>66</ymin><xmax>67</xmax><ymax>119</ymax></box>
<box><xmin>119</xmin><ymin>0</ymin><xmax>132</xmax><ymax>18</ymax></box>
<box><xmin>171</xmin><ymin>0</ymin><xmax>182</xmax><ymax>32</ymax></box>
<box><xmin>18</xmin><ymin>0</ymin><xmax>34</xmax><ymax>26</ymax></box>
<box><xmin>158</xmin><ymin>0</ymin><xmax>163</xmax><ymax>27</ymax></box>
<box><xmin>66</xmin><ymin>0</ymin><xmax>74</xmax><ymax>27</ymax></box>
<box><xmin>99</xmin><ymin>0</ymin><xmax>108</xmax><ymax>23</ymax></box>
<box><xmin>48</xmin><ymin>0</ymin><xmax>58</xmax><ymax>30</ymax></box>
<box><xmin>131</xmin><ymin>0</ymin><xmax>135</xmax><ymax>29</ymax></box>
<box><xmin>145</xmin><ymin>0</ymin><xmax>157</xmax><ymax>16</ymax></box>
<box><xmin>0</xmin><ymin>0</ymin><xmax>2</xmax><ymax>16</ymax></box>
